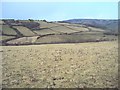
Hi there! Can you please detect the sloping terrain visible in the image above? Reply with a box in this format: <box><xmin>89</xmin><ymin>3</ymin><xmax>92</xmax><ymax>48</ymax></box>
<box><xmin>12</xmin><ymin>26</ymin><xmax>36</xmax><ymax>36</ymax></box>
<box><xmin>33</xmin><ymin>28</ymin><xmax>60</xmax><ymax>35</ymax></box>
<box><xmin>1</xmin><ymin>25</ymin><xmax>18</xmax><ymax>36</ymax></box>
<box><xmin>2</xmin><ymin>41</ymin><xmax>118</xmax><ymax>88</ymax></box>
<box><xmin>0</xmin><ymin>19</ymin><xmax>118</xmax><ymax>45</ymax></box>
<box><xmin>1</xmin><ymin>19</ymin><xmax>118</xmax><ymax>88</ymax></box>
<box><xmin>59</xmin><ymin>19</ymin><xmax>118</xmax><ymax>32</ymax></box>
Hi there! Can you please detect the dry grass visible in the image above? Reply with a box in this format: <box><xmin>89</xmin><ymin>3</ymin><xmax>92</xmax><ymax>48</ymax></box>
<box><xmin>6</xmin><ymin>36</ymin><xmax>39</xmax><ymax>45</ymax></box>
<box><xmin>2</xmin><ymin>41</ymin><xmax>118</xmax><ymax>88</ymax></box>
<box><xmin>1</xmin><ymin>36</ymin><xmax>16</xmax><ymax>41</ymax></box>
<box><xmin>13</xmin><ymin>26</ymin><xmax>36</xmax><ymax>36</ymax></box>
<box><xmin>0</xmin><ymin>20</ymin><xmax>5</xmax><ymax>25</ymax></box>
<box><xmin>34</xmin><ymin>29</ymin><xmax>60</xmax><ymax>35</ymax></box>
<box><xmin>50</xmin><ymin>26</ymin><xmax>78</xmax><ymax>34</ymax></box>
<box><xmin>35</xmin><ymin>21</ymin><xmax>59</xmax><ymax>28</ymax></box>
<box><xmin>1</xmin><ymin>25</ymin><xmax>17</xmax><ymax>36</ymax></box>
<box><xmin>88</xmin><ymin>27</ymin><xmax>105</xmax><ymax>32</ymax></box>
<box><xmin>64</xmin><ymin>25</ymin><xmax>89</xmax><ymax>32</ymax></box>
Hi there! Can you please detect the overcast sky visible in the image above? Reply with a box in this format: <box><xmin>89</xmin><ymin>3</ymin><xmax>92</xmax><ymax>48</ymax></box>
<box><xmin>2</xmin><ymin>2</ymin><xmax>118</xmax><ymax>21</ymax></box>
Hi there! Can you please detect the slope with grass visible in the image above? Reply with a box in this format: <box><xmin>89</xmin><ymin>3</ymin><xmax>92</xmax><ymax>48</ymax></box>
<box><xmin>33</xmin><ymin>28</ymin><xmax>60</xmax><ymax>35</ymax></box>
<box><xmin>6</xmin><ymin>36</ymin><xmax>39</xmax><ymax>45</ymax></box>
<box><xmin>35</xmin><ymin>20</ymin><xmax>59</xmax><ymax>28</ymax></box>
<box><xmin>0</xmin><ymin>19</ymin><xmax>118</xmax><ymax>45</ymax></box>
<box><xmin>2</xmin><ymin>41</ymin><xmax>118</xmax><ymax>88</ymax></box>
<box><xmin>1</xmin><ymin>25</ymin><xmax>17</xmax><ymax>36</ymax></box>
<box><xmin>13</xmin><ymin>26</ymin><xmax>36</xmax><ymax>37</ymax></box>
<box><xmin>60</xmin><ymin>19</ymin><xmax>118</xmax><ymax>32</ymax></box>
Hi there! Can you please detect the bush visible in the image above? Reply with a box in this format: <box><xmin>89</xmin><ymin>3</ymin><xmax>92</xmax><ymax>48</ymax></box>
<box><xmin>42</xmin><ymin>20</ymin><xmax>47</xmax><ymax>22</ymax></box>
<box><xmin>28</xmin><ymin>19</ymin><xmax>34</xmax><ymax>22</ymax></box>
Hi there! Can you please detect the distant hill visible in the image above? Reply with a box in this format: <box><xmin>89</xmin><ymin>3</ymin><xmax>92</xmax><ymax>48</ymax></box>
<box><xmin>0</xmin><ymin>19</ymin><xmax>118</xmax><ymax>46</ymax></box>
<box><xmin>58</xmin><ymin>19</ymin><xmax>118</xmax><ymax>32</ymax></box>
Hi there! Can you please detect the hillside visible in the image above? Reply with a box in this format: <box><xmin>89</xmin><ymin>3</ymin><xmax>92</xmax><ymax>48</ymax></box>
<box><xmin>0</xmin><ymin>19</ymin><xmax>118</xmax><ymax>46</ymax></box>
<box><xmin>58</xmin><ymin>19</ymin><xmax>118</xmax><ymax>32</ymax></box>
<box><xmin>2</xmin><ymin>41</ymin><xmax>118</xmax><ymax>88</ymax></box>
<box><xmin>1</xmin><ymin>19</ymin><xmax>118</xmax><ymax>88</ymax></box>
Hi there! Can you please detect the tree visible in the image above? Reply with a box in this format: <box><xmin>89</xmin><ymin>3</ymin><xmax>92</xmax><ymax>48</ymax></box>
<box><xmin>28</xmin><ymin>19</ymin><xmax>34</xmax><ymax>22</ymax></box>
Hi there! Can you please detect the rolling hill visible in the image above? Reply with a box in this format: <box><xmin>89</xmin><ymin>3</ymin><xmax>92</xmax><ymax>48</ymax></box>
<box><xmin>0</xmin><ymin>19</ymin><xmax>118</xmax><ymax>45</ymax></box>
<box><xmin>58</xmin><ymin>19</ymin><xmax>118</xmax><ymax>32</ymax></box>
<box><xmin>1</xmin><ymin>19</ymin><xmax>118</xmax><ymax>88</ymax></box>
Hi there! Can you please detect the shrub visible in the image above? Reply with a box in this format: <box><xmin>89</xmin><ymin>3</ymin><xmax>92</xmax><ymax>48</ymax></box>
<box><xmin>28</xmin><ymin>19</ymin><xmax>34</xmax><ymax>22</ymax></box>
<box><xmin>42</xmin><ymin>20</ymin><xmax>47</xmax><ymax>22</ymax></box>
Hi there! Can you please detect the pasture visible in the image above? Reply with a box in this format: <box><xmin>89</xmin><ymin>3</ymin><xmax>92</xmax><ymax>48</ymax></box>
<box><xmin>2</xmin><ymin>41</ymin><xmax>118</xmax><ymax>88</ymax></box>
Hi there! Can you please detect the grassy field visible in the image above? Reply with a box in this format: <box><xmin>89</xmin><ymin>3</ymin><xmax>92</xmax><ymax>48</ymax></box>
<box><xmin>2</xmin><ymin>41</ymin><xmax>118</xmax><ymax>88</ymax></box>
<box><xmin>65</xmin><ymin>26</ymin><xmax>89</xmax><ymax>32</ymax></box>
<box><xmin>87</xmin><ymin>27</ymin><xmax>105</xmax><ymax>32</ymax></box>
<box><xmin>35</xmin><ymin>21</ymin><xmax>59</xmax><ymax>28</ymax></box>
<box><xmin>33</xmin><ymin>29</ymin><xmax>60</xmax><ymax>35</ymax></box>
<box><xmin>50</xmin><ymin>26</ymin><xmax>78</xmax><ymax>33</ymax></box>
<box><xmin>1</xmin><ymin>20</ymin><xmax>118</xmax><ymax>45</ymax></box>
<box><xmin>6</xmin><ymin>36</ymin><xmax>39</xmax><ymax>45</ymax></box>
<box><xmin>1</xmin><ymin>36</ymin><xmax>16</xmax><ymax>41</ymax></box>
<box><xmin>13</xmin><ymin>26</ymin><xmax>36</xmax><ymax>36</ymax></box>
<box><xmin>0</xmin><ymin>20</ymin><xmax>5</xmax><ymax>25</ymax></box>
<box><xmin>35</xmin><ymin>34</ymin><xmax>117</xmax><ymax>44</ymax></box>
<box><xmin>1</xmin><ymin>25</ymin><xmax>17</xmax><ymax>36</ymax></box>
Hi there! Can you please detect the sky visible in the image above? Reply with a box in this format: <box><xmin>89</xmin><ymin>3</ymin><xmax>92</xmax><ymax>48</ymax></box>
<box><xmin>1</xmin><ymin>2</ymin><xmax>118</xmax><ymax>21</ymax></box>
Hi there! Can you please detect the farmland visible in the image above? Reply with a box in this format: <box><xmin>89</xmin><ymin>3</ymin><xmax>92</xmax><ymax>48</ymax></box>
<box><xmin>33</xmin><ymin>28</ymin><xmax>60</xmax><ymax>35</ymax></box>
<box><xmin>0</xmin><ymin>19</ymin><xmax>118</xmax><ymax>45</ymax></box>
<box><xmin>1</xmin><ymin>19</ymin><xmax>118</xmax><ymax>88</ymax></box>
<box><xmin>1</xmin><ymin>25</ymin><xmax>17</xmax><ymax>36</ymax></box>
<box><xmin>2</xmin><ymin>41</ymin><xmax>118</xmax><ymax>88</ymax></box>
<box><xmin>13</xmin><ymin>26</ymin><xmax>36</xmax><ymax>36</ymax></box>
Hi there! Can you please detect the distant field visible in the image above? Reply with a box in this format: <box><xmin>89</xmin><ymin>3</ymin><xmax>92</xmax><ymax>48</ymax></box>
<box><xmin>2</xmin><ymin>41</ymin><xmax>118</xmax><ymax>88</ymax></box>
<box><xmin>6</xmin><ymin>36</ymin><xmax>39</xmax><ymax>45</ymax></box>
<box><xmin>13</xmin><ymin>26</ymin><xmax>36</xmax><ymax>36</ymax></box>
<box><xmin>1</xmin><ymin>36</ymin><xmax>16</xmax><ymax>41</ymax></box>
<box><xmin>33</xmin><ymin>29</ymin><xmax>60</xmax><ymax>35</ymax></box>
<box><xmin>0</xmin><ymin>20</ymin><xmax>5</xmax><ymax>25</ymax></box>
<box><xmin>35</xmin><ymin>21</ymin><xmax>59</xmax><ymax>28</ymax></box>
<box><xmin>1</xmin><ymin>25</ymin><xmax>17</xmax><ymax>36</ymax></box>
<box><xmin>50</xmin><ymin>26</ymin><xmax>78</xmax><ymax>33</ymax></box>
<box><xmin>0</xmin><ymin>20</ymin><xmax>118</xmax><ymax>45</ymax></box>
<box><xmin>66</xmin><ymin>26</ymin><xmax>89</xmax><ymax>32</ymax></box>
<box><xmin>35</xmin><ymin>34</ymin><xmax>117</xmax><ymax>44</ymax></box>
<box><xmin>88</xmin><ymin>27</ymin><xmax>105</xmax><ymax>32</ymax></box>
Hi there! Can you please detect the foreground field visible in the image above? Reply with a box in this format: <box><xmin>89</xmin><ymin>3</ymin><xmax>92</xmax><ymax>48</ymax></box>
<box><xmin>2</xmin><ymin>41</ymin><xmax>118</xmax><ymax>88</ymax></box>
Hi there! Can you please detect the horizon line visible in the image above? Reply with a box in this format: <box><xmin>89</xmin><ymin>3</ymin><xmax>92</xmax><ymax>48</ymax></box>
<box><xmin>0</xmin><ymin>18</ymin><xmax>118</xmax><ymax>21</ymax></box>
